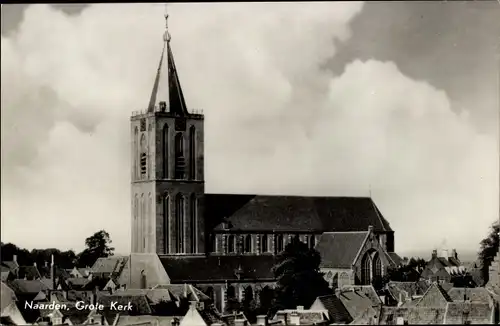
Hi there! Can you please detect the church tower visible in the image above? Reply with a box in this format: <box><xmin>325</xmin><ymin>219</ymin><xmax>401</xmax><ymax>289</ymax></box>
<box><xmin>131</xmin><ymin>11</ymin><xmax>205</xmax><ymax>255</ymax></box>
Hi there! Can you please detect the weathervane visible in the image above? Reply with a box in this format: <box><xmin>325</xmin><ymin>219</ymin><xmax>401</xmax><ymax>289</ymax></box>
<box><xmin>163</xmin><ymin>3</ymin><xmax>171</xmax><ymax>43</ymax></box>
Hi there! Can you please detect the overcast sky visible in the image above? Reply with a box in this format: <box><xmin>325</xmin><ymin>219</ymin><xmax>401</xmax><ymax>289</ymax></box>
<box><xmin>1</xmin><ymin>2</ymin><xmax>499</xmax><ymax>259</ymax></box>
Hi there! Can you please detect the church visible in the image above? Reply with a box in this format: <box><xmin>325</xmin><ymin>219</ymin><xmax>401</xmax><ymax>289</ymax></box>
<box><xmin>94</xmin><ymin>14</ymin><xmax>402</xmax><ymax>313</ymax></box>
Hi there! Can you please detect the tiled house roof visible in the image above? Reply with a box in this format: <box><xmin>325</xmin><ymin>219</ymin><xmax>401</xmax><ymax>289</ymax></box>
<box><xmin>7</xmin><ymin>279</ymin><xmax>49</xmax><ymax>294</ymax></box>
<box><xmin>153</xmin><ymin>284</ymin><xmax>211</xmax><ymax>302</ymax></box>
<box><xmin>2</xmin><ymin>261</ymin><xmax>19</xmax><ymax>272</ymax></box>
<box><xmin>345</xmin><ymin>286</ymin><xmax>382</xmax><ymax>306</ymax></box>
<box><xmin>337</xmin><ymin>288</ymin><xmax>377</xmax><ymax>321</ymax></box>
<box><xmin>209</xmin><ymin>195</ymin><xmax>392</xmax><ymax>233</ymax></box>
<box><xmin>159</xmin><ymin>255</ymin><xmax>276</xmax><ymax>282</ymax></box>
<box><xmin>315</xmin><ymin>232</ymin><xmax>368</xmax><ymax>268</ymax></box>
<box><xmin>443</xmin><ymin>302</ymin><xmax>494</xmax><ymax>324</ymax></box>
<box><xmin>314</xmin><ymin>294</ymin><xmax>352</xmax><ymax>324</ymax></box>
<box><xmin>415</xmin><ymin>282</ymin><xmax>452</xmax><ymax>308</ymax></box>
<box><xmin>378</xmin><ymin>306</ymin><xmax>446</xmax><ymax>324</ymax></box>
<box><xmin>92</xmin><ymin>256</ymin><xmax>129</xmax><ymax>275</ymax></box>
<box><xmin>113</xmin><ymin>288</ymin><xmax>173</xmax><ymax>305</ymax></box>
<box><xmin>17</xmin><ymin>266</ymin><xmax>41</xmax><ymax>280</ymax></box>
<box><xmin>66</xmin><ymin>277</ymin><xmax>90</xmax><ymax>290</ymax></box>
<box><xmin>447</xmin><ymin>287</ymin><xmax>494</xmax><ymax>305</ymax></box>
<box><xmin>114</xmin><ymin>315</ymin><xmax>179</xmax><ymax>326</ymax></box>
<box><xmin>386</xmin><ymin>252</ymin><xmax>404</xmax><ymax>266</ymax></box>
<box><xmin>1</xmin><ymin>266</ymin><xmax>11</xmax><ymax>282</ymax></box>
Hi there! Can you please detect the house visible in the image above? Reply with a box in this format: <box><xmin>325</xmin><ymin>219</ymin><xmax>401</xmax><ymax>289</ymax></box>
<box><xmin>378</xmin><ymin>306</ymin><xmax>446</xmax><ymax>324</ymax></box>
<box><xmin>384</xmin><ymin>281</ymin><xmax>429</xmax><ymax>307</ymax></box>
<box><xmin>309</xmin><ymin>295</ymin><xmax>353</xmax><ymax>324</ymax></box>
<box><xmin>1</xmin><ymin>282</ymin><xmax>27</xmax><ymax>326</ymax></box>
<box><xmin>17</xmin><ymin>264</ymin><xmax>42</xmax><ymax>280</ymax></box>
<box><xmin>37</xmin><ymin>305</ymin><xmax>92</xmax><ymax>326</ymax></box>
<box><xmin>443</xmin><ymin>301</ymin><xmax>495</xmax><ymax>324</ymax></box>
<box><xmin>68</xmin><ymin>266</ymin><xmax>92</xmax><ymax>278</ymax></box>
<box><xmin>271</xmin><ymin>306</ymin><xmax>329</xmax><ymax>325</ymax></box>
<box><xmin>421</xmin><ymin>249</ymin><xmax>467</xmax><ymax>284</ymax></box>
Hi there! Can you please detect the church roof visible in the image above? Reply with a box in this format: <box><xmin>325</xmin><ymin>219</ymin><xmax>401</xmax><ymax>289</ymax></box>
<box><xmin>315</xmin><ymin>232</ymin><xmax>368</xmax><ymax>268</ymax></box>
<box><xmin>208</xmin><ymin>195</ymin><xmax>392</xmax><ymax>233</ymax></box>
<box><xmin>159</xmin><ymin>254</ymin><xmax>276</xmax><ymax>283</ymax></box>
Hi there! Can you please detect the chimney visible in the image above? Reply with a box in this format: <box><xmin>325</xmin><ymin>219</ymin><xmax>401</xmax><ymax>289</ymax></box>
<box><xmin>13</xmin><ymin>255</ymin><xmax>17</xmax><ymax>263</ymax></box>
<box><xmin>432</xmin><ymin>250</ymin><xmax>437</xmax><ymax>258</ymax></box>
<box><xmin>289</xmin><ymin>312</ymin><xmax>300</xmax><ymax>325</ymax></box>
<box><xmin>256</xmin><ymin>315</ymin><xmax>268</xmax><ymax>326</ymax></box>
<box><xmin>34</xmin><ymin>262</ymin><xmax>37</xmax><ymax>267</ymax></box>
<box><xmin>441</xmin><ymin>249</ymin><xmax>448</xmax><ymax>259</ymax></box>
<box><xmin>51</xmin><ymin>255</ymin><xmax>56</xmax><ymax>290</ymax></box>
<box><xmin>452</xmin><ymin>249</ymin><xmax>458</xmax><ymax>259</ymax></box>
<box><xmin>184</xmin><ymin>283</ymin><xmax>188</xmax><ymax>297</ymax></box>
<box><xmin>368</xmin><ymin>225</ymin><xmax>374</xmax><ymax>233</ymax></box>
<box><xmin>296</xmin><ymin>306</ymin><xmax>304</xmax><ymax>311</ymax></box>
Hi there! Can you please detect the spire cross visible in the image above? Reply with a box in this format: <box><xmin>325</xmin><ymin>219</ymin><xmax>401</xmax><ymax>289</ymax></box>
<box><xmin>163</xmin><ymin>5</ymin><xmax>171</xmax><ymax>42</ymax></box>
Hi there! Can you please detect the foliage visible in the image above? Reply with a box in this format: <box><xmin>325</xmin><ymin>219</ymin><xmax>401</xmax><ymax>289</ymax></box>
<box><xmin>76</xmin><ymin>230</ymin><xmax>115</xmax><ymax>267</ymax></box>
<box><xmin>271</xmin><ymin>236</ymin><xmax>332</xmax><ymax>313</ymax></box>
<box><xmin>1</xmin><ymin>230</ymin><xmax>114</xmax><ymax>270</ymax></box>
<box><xmin>478</xmin><ymin>221</ymin><xmax>499</xmax><ymax>285</ymax></box>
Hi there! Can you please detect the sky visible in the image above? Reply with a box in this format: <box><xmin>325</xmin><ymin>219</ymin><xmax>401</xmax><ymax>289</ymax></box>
<box><xmin>1</xmin><ymin>2</ymin><xmax>499</xmax><ymax>260</ymax></box>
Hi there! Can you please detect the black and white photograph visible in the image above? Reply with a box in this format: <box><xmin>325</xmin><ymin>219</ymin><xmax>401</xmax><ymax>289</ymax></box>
<box><xmin>1</xmin><ymin>2</ymin><xmax>499</xmax><ymax>325</ymax></box>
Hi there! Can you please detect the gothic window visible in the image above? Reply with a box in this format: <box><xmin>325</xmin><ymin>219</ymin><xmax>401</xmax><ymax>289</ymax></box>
<box><xmin>228</xmin><ymin>235</ymin><xmax>235</xmax><ymax>254</ymax></box>
<box><xmin>227</xmin><ymin>285</ymin><xmax>236</xmax><ymax>299</ymax></box>
<box><xmin>164</xmin><ymin>195</ymin><xmax>169</xmax><ymax>254</ymax></box>
<box><xmin>244</xmin><ymin>235</ymin><xmax>252</xmax><ymax>253</ymax></box>
<box><xmin>309</xmin><ymin>235</ymin><xmax>316</xmax><ymax>249</ymax></box>
<box><xmin>163</xmin><ymin>124</ymin><xmax>169</xmax><ymax>179</ymax></box>
<box><xmin>175</xmin><ymin>194</ymin><xmax>185</xmax><ymax>253</ymax></box>
<box><xmin>361</xmin><ymin>253</ymin><xmax>371</xmax><ymax>285</ymax></box>
<box><xmin>339</xmin><ymin>272</ymin><xmax>350</xmax><ymax>288</ymax></box>
<box><xmin>262</xmin><ymin>234</ymin><xmax>268</xmax><ymax>253</ymax></box>
<box><xmin>189</xmin><ymin>126</ymin><xmax>196</xmax><ymax>180</ymax></box>
<box><xmin>174</xmin><ymin>133</ymin><xmax>185</xmax><ymax>179</ymax></box>
<box><xmin>373</xmin><ymin>253</ymin><xmax>382</xmax><ymax>279</ymax></box>
<box><xmin>133</xmin><ymin>127</ymin><xmax>138</xmax><ymax>180</ymax></box>
<box><xmin>190</xmin><ymin>194</ymin><xmax>197</xmax><ymax>253</ymax></box>
<box><xmin>133</xmin><ymin>195</ymin><xmax>138</xmax><ymax>251</ymax></box>
<box><xmin>140</xmin><ymin>134</ymin><xmax>147</xmax><ymax>178</ymax></box>
<box><xmin>243</xmin><ymin>286</ymin><xmax>254</xmax><ymax>303</ymax></box>
<box><xmin>140</xmin><ymin>194</ymin><xmax>145</xmax><ymax>251</ymax></box>
<box><xmin>276</xmin><ymin>234</ymin><xmax>284</xmax><ymax>253</ymax></box>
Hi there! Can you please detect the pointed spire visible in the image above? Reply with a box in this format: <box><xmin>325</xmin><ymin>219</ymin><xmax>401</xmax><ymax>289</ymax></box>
<box><xmin>147</xmin><ymin>4</ymin><xmax>188</xmax><ymax>116</ymax></box>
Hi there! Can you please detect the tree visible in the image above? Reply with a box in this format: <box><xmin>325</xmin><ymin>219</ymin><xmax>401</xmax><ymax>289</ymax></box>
<box><xmin>76</xmin><ymin>230</ymin><xmax>114</xmax><ymax>268</ymax></box>
<box><xmin>271</xmin><ymin>237</ymin><xmax>332</xmax><ymax>313</ymax></box>
<box><xmin>478</xmin><ymin>221</ymin><xmax>499</xmax><ymax>286</ymax></box>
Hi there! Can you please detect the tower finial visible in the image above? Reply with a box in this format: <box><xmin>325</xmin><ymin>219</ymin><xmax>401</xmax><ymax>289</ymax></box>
<box><xmin>164</xmin><ymin>3</ymin><xmax>171</xmax><ymax>43</ymax></box>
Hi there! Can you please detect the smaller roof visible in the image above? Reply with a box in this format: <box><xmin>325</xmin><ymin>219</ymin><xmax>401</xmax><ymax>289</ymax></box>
<box><xmin>8</xmin><ymin>279</ymin><xmax>49</xmax><ymax>294</ymax></box>
<box><xmin>2</xmin><ymin>261</ymin><xmax>19</xmax><ymax>271</ymax></box>
<box><xmin>447</xmin><ymin>287</ymin><xmax>494</xmax><ymax>305</ymax></box>
<box><xmin>315</xmin><ymin>294</ymin><xmax>352</xmax><ymax>324</ymax></box>
<box><xmin>17</xmin><ymin>266</ymin><xmax>41</xmax><ymax>280</ymax></box>
<box><xmin>444</xmin><ymin>302</ymin><xmax>494</xmax><ymax>324</ymax></box>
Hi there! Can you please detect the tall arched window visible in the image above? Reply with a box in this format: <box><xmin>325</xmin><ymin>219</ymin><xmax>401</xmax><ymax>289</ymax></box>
<box><xmin>373</xmin><ymin>253</ymin><xmax>382</xmax><ymax>279</ymax></box>
<box><xmin>164</xmin><ymin>195</ymin><xmax>169</xmax><ymax>254</ymax></box>
<box><xmin>243</xmin><ymin>286</ymin><xmax>254</xmax><ymax>303</ymax></box>
<box><xmin>261</xmin><ymin>235</ymin><xmax>268</xmax><ymax>253</ymax></box>
<box><xmin>175</xmin><ymin>194</ymin><xmax>185</xmax><ymax>253</ymax></box>
<box><xmin>276</xmin><ymin>234</ymin><xmax>284</xmax><ymax>253</ymax></box>
<box><xmin>140</xmin><ymin>194</ymin><xmax>145</xmax><ymax>252</ymax></box>
<box><xmin>309</xmin><ymin>235</ymin><xmax>316</xmax><ymax>249</ymax></box>
<box><xmin>174</xmin><ymin>133</ymin><xmax>185</xmax><ymax>179</ymax></box>
<box><xmin>140</xmin><ymin>134</ymin><xmax>147</xmax><ymax>179</ymax></box>
<box><xmin>133</xmin><ymin>127</ymin><xmax>138</xmax><ymax>180</ymax></box>
<box><xmin>228</xmin><ymin>235</ymin><xmax>235</xmax><ymax>253</ymax></box>
<box><xmin>133</xmin><ymin>195</ymin><xmax>138</xmax><ymax>251</ymax></box>
<box><xmin>244</xmin><ymin>235</ymin><xmax>252</xmax><ymax>253</ymax></box>
<box><xmin>361</xmin><ymin>253</ymin><xmax>371</xmax><ymax>285</ymax></box>
<box><xmin>163</xmin><ymin>124</ymin><xmax>169</xmax><ymax>179</ymax></box>
<box><xmin>190</xmin><ymin>194</ymin><xmax>197</xmax><ymax>253</ymax></box>
<box><xmin>189</xmin><ymin>126</ymin><xmax>196</xmax><ymax>180</ymax></box>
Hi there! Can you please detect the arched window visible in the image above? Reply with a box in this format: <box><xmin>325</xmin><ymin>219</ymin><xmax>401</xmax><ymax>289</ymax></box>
<box><xmin>244</xmin><ymin>235</ymin><xmax>252</xmax><ymax>253</ymax></box>
<box><xmin>190</xmin><ymin>194</ymin><xmax>197</xmax><ymax>253</ymax></box>
<box><xmin>163</xmin><ymin>124</ymin><xmax>169</xmax><ymax>179</ymax></box>
<box><xmin>174</xmin><ymin>133</ymin><xmax>185</xmax><ymax>179</ymax></box>
<box><xmin>243</xmin><ymin>286</ymin><xmax>254</xmax><ymax>303</ymax></box>
<box><xmin>309</xmin><ymin>235</ymin><xmax>316</xmax><ymax>249</ymax></box>
<box><xmin>189</xmin><ymin>126</ymin><xmax>196</xmax><ymax>180</ymax></box>
<box><xmin>261</xmin><ymin>235</ymin><xmax>268</xmax><ymax>253</ymax></box>
<box><xmin>133</xmin><ymin>127</ymin><xmax>138</xmax><ymax>180</ymax></box>
<box><xmin>276</xmin><ymin>234</ymin><xmax>284</xmax><ymax>253</ymax></box>
<box><xmin>228</xmin><ymin>235</ymin><xmax>235</xmax><ymax>253</ymax></box>
<box><xmin>175</xmin><ymin>194</ymin><xmax>185</xmax><ymax>253</ymax></box>
<box><xmin>339</xmin><ymin>272</ymin><xmax>350</xmax><ymax>288</ymax></box>
<box><xmin>140</xmin><ymin>194</ymin><xmax>145</xmax><ymax>252</ymax></box>
<box><xmin>226</xmin><ymin>285</ymin><xmax>236</xmax><ymax>299</ymax></box>
<box><xmin>140</xmin><ymin>134</ymin><xmax>147</xmax><ymax>179</ymax></box>
<box><xmin>164</xmin><ymin>195</ymin><xmax>169</xmax><ymax>254</ymax></box>
<box><xmin>373</xmin><ymin>253</ymin><xmax>382</xmax><ymax>279</ymax></box>
<box><xmin>361</xmin><ymin>253</ymin><xmax>371</xmax><ymax>285</ymax></box>
<box><xmin>133</xmin><ymin>195</ymin><xmax>138</xmax><ymax>251</ymax></box>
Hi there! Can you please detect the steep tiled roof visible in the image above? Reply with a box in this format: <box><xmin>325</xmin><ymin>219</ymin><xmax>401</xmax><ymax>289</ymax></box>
<box><xmin>153</xmin><ymin>284</ymin><xmax>211</xmax><ymax>302</ymax></box>
<box><xmin>1</xmin><ymin>266</ymin><xmax>11</xmax><ymax>282</ymax></box>
<box><xmin>416</xmin><ymin>282</ymin><xmax>452</xmax><ymax>308</ymax></box>
<box><xmin>66</xmin><ymin>277</ymin><xmax>90</xmax><ymax>289</ymax></box>
<box><xmin>2</xmin><ymin>261</ymin><xmax>19</xmax><ymax>271</ymax></box>
<box><xmin>159</xmin><ymin>255</ymin><xmax>276</xmax><ymax>282</ymax></box>
<box><xmin>386</xmin><ymin>252</ymin><xmax>403</xmax><ymax>266</ymax></box>
<box><xmin>315</xmin><ymin>294</ymin><xmax>352</xmax><ymax>324</ymax></box>
<box><xmin>316</xmin><ymin>232</ymin><xmax>368</xmax><ymax>268</ymax></box>
<box><xmin>447</xmin><ymin>287</ymin><xmax>494</xmax><ymax>305</ymax></box>
<box><xmin>99</xmin><ymin>293</ymin><xmax>152</xmax><ymax>314</ymax></box>
<box><xmin>209</xmin><ymin>195</ymin><xmax>392</xmax><ymax>232</ymax></box>
<box><xmin>92</xmin><ymin>256</ymin><xmax>129</xmax><ymax>275</ymax></box>
<box><xmin>1</xmin><ymin>282</ymin><xmax>17</xmax><ymax>312</ymax></box>
<box><xmin>386</xmin><ymin>281</ymin><xmax>428</xmax><ymax>302</ymax></box>
<box><xmin>444</xmin><ymin>302</ymin><xmax>493</xmax><ymax>324</ymax></box>
<box><xmin>17</xmin><ymin>266</ymin><xmax>41</xmax><ymax>280</ymax></box>
<box><xmin>346</xmin><ymin>286</ymin><xmax>382</xmax><ymax>306</ymax></box>
<box><xmin>60</xmin><ymin>306</ymin><xmax>92</xmax><ymax>325</ymax></box>
<box><xmin>113</xmin><ymin>288</ymin><xmax>173</xmax><ymax>304</ymax></box>
<box><xmin>8</xmin><ymin>279</ymin><xmax>49</xmax><ymax>294</ymax></box>
<box><xmin>337</xmin><ymin>288</ymin><xmax>376</xmax><ymax>321</ymax></box>
<box><xmin>378</xmin><ymin>306</ymin><xmax>446</xmax><ymax>324</ymax></box>
<box><xmin>83</xmin><ymin>276</ymin><xmax>111</xmax><ymax>291</ymax></box>
<box><xmin>39</xmin><ymin>277</ymin><xmax>54</xmax><ymax>290</ymax></box>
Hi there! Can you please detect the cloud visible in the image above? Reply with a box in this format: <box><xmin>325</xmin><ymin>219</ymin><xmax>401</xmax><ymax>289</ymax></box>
<box><xmin>1</xmin><ymin>3</ymin><xmax>497</xmax><ymax>255</ymax></box>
